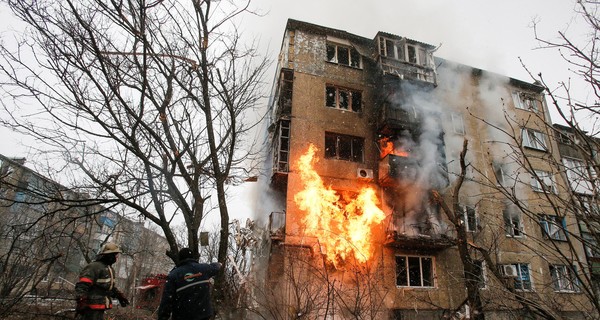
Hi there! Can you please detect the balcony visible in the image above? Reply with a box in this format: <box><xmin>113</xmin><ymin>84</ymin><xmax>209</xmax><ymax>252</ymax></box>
<box><xmin>377</xmin><ymin>103</ymin><xmax>421</xmax><ymax>137</ymax></box>
<box><xmin>384</xmin><ymin>215</ymin><xmax>455</xmax><ymax>251</ymax></box>
<box><xmin>379</xmin><ymin>154</ymin><xmax>419</xmax><ymax>187</ymax></box>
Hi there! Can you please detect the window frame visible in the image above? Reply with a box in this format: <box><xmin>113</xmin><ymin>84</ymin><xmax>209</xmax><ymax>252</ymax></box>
<box><xmin>324</xmin><ymin>132</ymin><xmax>365</xmax><ymax>163</ymax></box>
<box><xmin>504</xmin><ymin>208</ymin><xmax>524</xmax><ymax>238</ymax></box>
<box><xmin>326</xmin><ymin>42</ymin><xmax>362</xmax><ymax>69</ymax></box>
<box><xmin>451</xmin><ymin>112</ymin><xmax>465</xmax><ymax>135</ymax></box>
<box><xmin>459</xmin><ymin>204</ymin><xmax>478</xmax><ymax>232</ymax></box>
<box><xmin>473</xmin><ymin>260</ymin><xmax>487</xmax><ymax>289</ymax></box>
<box><xmin>539</xmin><ymin>215</ymin><xmax>567</xmax><ymax>241</ymax></box>
<box><xmin>513</xmin><ymin>263</ymin><xmax>533</xmax><ymax>291</ymax></box>
<box><xmin>395</xmin><ymin>255</ymin><xmax>435</xmax><ymax>288</ymax></box>
<box><xmin>325</xmin><ymin>85</ymin><xmax>362</xmax><ymax>113</ymax></box>
<box><xmin>377</xmin><ymin>36</ymin><xmax>431</xmax><ymax>67</ymax></box>
<box><xmin>522</xmin><ymin>128</ymin><xmax>548</xmax><ymax>151</ymax></box>
<box><xmin>549</xmin><ymin>264</ymin><xmax>580</xmax><ymax>293</ymax></box>
<box><xmin>531</xmin><ymin>170</ymin><xmax>558</xmax><ymax>194</ymax></box>
<box><xmin>512</xmin><ymin>91</ymin><xmax>540</xmax><ymax>112</ymax></box>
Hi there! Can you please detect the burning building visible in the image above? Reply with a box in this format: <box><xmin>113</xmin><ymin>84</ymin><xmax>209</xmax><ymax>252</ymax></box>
<box><xmin>263</xmin><ymin>19</ymin><xmax>591</xmax><ymax>319</ymax></box>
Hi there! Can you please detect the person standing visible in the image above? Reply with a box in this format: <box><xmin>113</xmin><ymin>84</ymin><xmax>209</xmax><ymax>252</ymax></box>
<box><xmin>74</xmin><ymin>242</ymin><xmax>130</xmax><ymax>320</ymax></box>
<box><xmin>157</xmin><ymin>248</ymin><xmax>222</xmax><ymax>320</ymax></box>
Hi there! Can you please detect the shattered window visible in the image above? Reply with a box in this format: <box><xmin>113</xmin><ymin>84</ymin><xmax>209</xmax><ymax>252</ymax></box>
<box><xmin>512</xmin><ymin>91</ymin><xmax>540</xmax><ymax>112</ymax></box>
<box><xmin>459</xmin><ymin>205</ymin><xmax>478</xmax><ymax>232</ymax></box>
<box><xmin>324</xmin><ymin>132</ymin><xmax>364</xmax><ymax>163</ymax></box>
<box><xmin>418</xmin><ymin>47</ymin><xmax>428</xmax><ymax>66</ymax></box>
<box><xmin>325</xmin><ymin>85</ymin><xmax>362</xmax><ymax>112</ymax></box>
<box><xmin>513</xmin><ymin>263</ymin><xmax>533</xmax><ymax>291</ymax></box>
<box><xmin>473</xmin><ymin>260</ymin><xmax>486</xmax><ymax>289</ymax></box>
<box><xmin>396</xmin><ymin>255</ymin><xmax>434</xmax><ymax>287</ymax></box>
<box><xmin>522</xmin><ymin>128</ymin><xmax>547</xmax><ymax>151</ymax></box>
<box><xmin>326</xmin><ymin>42</ymin><xmax>361</xmax><ymax>68</ymax></box>
<box><xmin>531</xmin><ymin>170</ymin><xmax>557</xmax><ymax>194</ymax></box>
<box><xmin>385</xmin><ymin>39</ymin><xmax>395</xmax><ymax>58</ymax></box>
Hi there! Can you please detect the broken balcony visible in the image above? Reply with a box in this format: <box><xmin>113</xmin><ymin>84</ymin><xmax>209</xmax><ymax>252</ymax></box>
<box><xmin>384</xmin><ymin>214</ymin><xmax>456</xmax><ymax>251</ymax></box>
<box><xmin>377</xmin><ymin>103</ymin><xmax>421</xmax><ymax>137</ymax></box>
<box><xmin>379</xmin><ymin>154</ymin><xmax>419</xmax><ymax>187</ymax></box>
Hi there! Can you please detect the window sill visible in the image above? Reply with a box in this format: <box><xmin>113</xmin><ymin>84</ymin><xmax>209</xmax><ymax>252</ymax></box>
<box><xmin>554</xmin><ymin>290</ymin><xmax>580</xmax><ymax>294</ymax></box>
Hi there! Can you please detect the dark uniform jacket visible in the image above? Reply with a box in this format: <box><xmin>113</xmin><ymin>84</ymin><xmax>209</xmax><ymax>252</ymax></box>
<box><xmin>157</xmin><ymin>259</ymin><xmax>221</xmax><ymax>320</ymax></box>
<box><xmin>75</xmin><ymin>260</ymin><xmax>117</xmax><ymax>310</ymax></box>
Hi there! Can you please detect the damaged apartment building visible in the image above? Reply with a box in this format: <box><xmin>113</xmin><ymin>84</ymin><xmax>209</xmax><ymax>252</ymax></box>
<box><xmin>263</xmin><ymin>19</ymin><xmax>595</xmax><ymax>319</ymax></box>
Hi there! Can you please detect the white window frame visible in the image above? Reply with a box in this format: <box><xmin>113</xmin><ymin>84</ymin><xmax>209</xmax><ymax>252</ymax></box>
<box><xmin>550</xmin><ymin>264</ymin><xmax>579</xmax><ymax>292</ymax></box>
<box><xmin>395</xmin><ymin>255</ymin><xmax>435</xmax><ymax>288</ymax></box>
<box><xmin>451</xmin><ymin>113</ymin><xmax>465</xmax><ymax>135</ymax></box>
<box><xmin>473</xmin><ymin>260</ymin><xmax>487</xmax><ymax>289</ymax></box>
<box><xmin>504</xmin><ymin>208</ymin><xmax>524</xmax><ymax>237</ymax></box>
<box><xmin>531</xmin><ymin>170</ymin><xmax>558</xmax><ymax>194</ymax></box>
<box><xmin>563</xmin><ymin>157</ymin><xmax>595</xmax><ymax>195</ymax></box>
<box><xmin>512</xmin><ymin>91</ymin><xmax>540</xmax><ymax>112</ymax></box>
<box><xmin>378</xmin><ymin>36</ymin><xmax>431</xmax><ymax>67</ymax></box>
<box><xmin>326</xmin><ymin>42</ymin><xmax>362</xmax><ymax>69</ymax></box>
<box><xmin>539</xmin><ymin>215</ymin><xmax>567</xmax><ymax>241</ymax></box>
<box><xmin>459</xmin><ymin>204</ymin><xmax>478</xmax><ymax>232</ymax></box>
<box><xmin>522</xmin><ymin>128</ymin><xmax>547</xmax><ymax>151</ymax></box>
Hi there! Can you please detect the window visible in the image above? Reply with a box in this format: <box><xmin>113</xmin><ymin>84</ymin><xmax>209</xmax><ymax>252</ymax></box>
<box><xmin>512</xmin><ymin>92</ymin><xmax>540</xmax><ymax>112</ymax></box>
<box><xmin>522</xmin><ymin>128</ymin><xmax>547</xmax><ymax>151</ymax></box>
<box><xmin>531</xmin><ymin>170</ymin><xmax>558</xmax><ymax>194</ymax></box>
<box><xmin>325</xmin><ymin>132</ymin><xmax>364</xmax><ymax>163</ymax></box>
<box><xmin>326</xmin><ymin>43</ymin><xmax>361</xmax><ymax>68</ymax></box>
<box><xmin>494</xmin><ymin>163</ymin><xmax>509</xmax><ymax>186</ymax></box>
<box><xmin>513</xmin><ymin>263</ymin><xmax>533</xmax><ymax>291</ymax></box>
<box><xmin>378</xmin><ymin>36</ymin><xmax>430</xmax><ymax>67</ymax></box>
<box><xmin>550</xmin><ymin>265</ymin><xmax>579</xmax><ymax>292</ymax></box>
<box><xmin>459</xmin><ymin>205</ymin><xmax>478</xmax><ymax>232</ymax></box>
<box><xmin>539</xmin><ymin>215</ymin><xmax>567</xmax><ymax>241</ymax></box>
<box><xmin>504</xmin><ymin>207</ymin><xmax>523</xmax><ymax>237</ymax></box>
<box><xmin>275</xmin><ymin>120</ymin><xmax>290</xmax><ymax>172</ymax></box>
<box><xmin>473</xmin><ymin>260</ymin><xmax>486</xmax><ymax>289</ymax></box>
<box><xmin>563</xmin><ymin>157</ymin><xmax>595</xmax><ymax>194</ymax></box>
<box><xmin>582</xmin><ymin>232</ymin><xmax>600</xmax><ymax>258</ymax></box>
<box><xmin>451</xmin><ymin>113</ymin><xmax>465</xmax><ymax>135</ymax></box>
<box><xmin>395</xmin><ymin>255</ymin><xmax>434</xmax><ymax>287</ymax></box>
<box><xmin>325</xmin><ymin>85</ymin><xmax>362</xmax><ymax>112</ymax></box>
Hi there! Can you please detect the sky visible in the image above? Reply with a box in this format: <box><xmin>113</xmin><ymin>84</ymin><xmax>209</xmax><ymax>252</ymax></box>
<box><xmin>0</xmin><ymin>0</ymin><xmax>592</xmax><ymax>226</ymax></box>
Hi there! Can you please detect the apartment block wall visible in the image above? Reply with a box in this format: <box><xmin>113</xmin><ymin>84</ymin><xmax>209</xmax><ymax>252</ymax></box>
<box><xmin>267</xmin><ymin>19</ymin><xmax>591</xmax><ymax>318</ymax></box>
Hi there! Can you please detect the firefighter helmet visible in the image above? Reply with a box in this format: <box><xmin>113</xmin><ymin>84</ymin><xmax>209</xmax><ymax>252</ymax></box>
<box><xmin>99</xmin><ymin>242</ymin><xmax>122</xmax><ymax>255</ymax></box>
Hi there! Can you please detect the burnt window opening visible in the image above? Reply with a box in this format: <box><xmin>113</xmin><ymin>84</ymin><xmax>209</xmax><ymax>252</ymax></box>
<box><xmin>325</xmin><ymin>85</ymin><xmax>362</xmax><ymax>112</ymax></box>
<box><xmin>278</xmin><ymin>69</ymin><xmax>294</xmax><ymax>115</ymax></box>
<box><xmin>407</xmin><ymin>45</ymin><xmax>417</xmax><ymax>64</ymax></box>
<box><xmin>395</xmin><ymin>255</ymin><xmax>434</xmax><ymax>287</ymax></box>
<box><xmin>326</xmin><ymin>43</ymin><xmax>361</xmax><ymax>68</ymax></box>
<box><xmin>325</xmin><ymin>132</ymin><xmax>364</xmax><ymax>163</ymax></box>
<box><xmin>512</xmin><ymin>91</ymin><xmax>540</xmax><ymax>112</ymax></box>
<box><xmin>275</xmin><ymin>120</ymin><xmax>290</xmax><ymax>172</ymax></box>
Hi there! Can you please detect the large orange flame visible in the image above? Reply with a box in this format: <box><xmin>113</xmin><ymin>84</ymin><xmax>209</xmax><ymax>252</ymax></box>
<box><xmin>294</xmin><ymin>144</ymin><xmax>385</xmax><ymax>267</ymax></box>
<box><xmin>380</xmin><ymin>137</ymin><xmax>409</xmax><ymax>159</ymax></box>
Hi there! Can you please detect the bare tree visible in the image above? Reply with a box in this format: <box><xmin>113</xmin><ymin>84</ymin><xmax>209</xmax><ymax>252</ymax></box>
<box><xmin>0</xmin><ymin>0</ymin><xmax>269</xmax><ymax>310</ymax></box>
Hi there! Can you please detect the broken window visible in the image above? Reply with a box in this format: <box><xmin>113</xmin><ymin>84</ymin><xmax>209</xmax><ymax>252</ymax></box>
<box><xmin>395</xmin><ymin>255</ymin><xmax>434</xmax><ymax>287</ymax></box>
<box><xmin>531</xmin><ymin>170</ymin><xmax>558</xmax><ymax>194</ymax></box>
<box><xmin>550</xmin><ymin>264</ymin><xmax>579</xmax><ymax>292</ymax></box>
<box><xmin>512</xmin><ymin>91</ymin><xmax>540</xmax><ymax>112</ymax></box>
<box><xmin>539</xmin><ymin>215</ymin><xmax>567</xmax><ymax>241</ymax></box>
<box><xmin>324</xmin><ymin>132</ymin><xmax>364</xmax><ymax>163</ymax></box>
<box><xmin>522</xmin><ymin>128</ymin><xmax>547</xmax><ymax>151</ymax></box>
<box><xmin>503</xmin><ymin>207</ymin><xmax>523</xmax><ymax>237</ymax></box>
<box><xmin>275</xmin><ymin>120</ymin><xmax>290</xmax><ymax>172</ymax></box>
<box><xmin>325</xmin><ymin>85</ymin><xmax>362</xmax><ymax>112</ymax></box>
<box><xmin>459</xmin><ymin>205</ymin><xmax>478</xmax><ymax>232</ymax></box>
<box><xmin>493</xmin><ymin>163</ymin><xmax>509</xmax><ymax>186</ymax></box>
<box><xmin>407</xmin><ymin>44</ymin><xmax>417</xmax><ymax>64</ymax></box>
<box><xmin>326</xmin><ymin>43</ymin><xmax>361</xmax><ymax>68</ymax></box>
<box><xmin>278</xmin><ymin>69</ymin><xmax>294</xmax><ymax>115</ymax></box>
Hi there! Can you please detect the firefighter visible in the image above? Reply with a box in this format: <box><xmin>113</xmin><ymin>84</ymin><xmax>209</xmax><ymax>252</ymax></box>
<box><xmin>75</xmin><ymin>242</ymin><xmax>130</xmax><ymax>320</ymax></box>
<box><xmin>157</xmin><ymin>248</ymin><xmax>222</xmax><ymax>320</ymax></box>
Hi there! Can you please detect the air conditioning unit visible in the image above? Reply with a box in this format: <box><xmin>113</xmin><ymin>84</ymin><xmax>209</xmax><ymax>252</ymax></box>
<box><xmin>500</xmin><ymin>264</ymin><xmax>518</xmax><ymax>278</ymax></box>
<box><xmin>356</xmin><ymin>168</ymin><xmax>374</xmax><ymax>180</ymax></box>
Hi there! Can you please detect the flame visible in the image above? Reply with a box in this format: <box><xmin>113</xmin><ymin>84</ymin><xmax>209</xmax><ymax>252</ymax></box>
<box><xmin>294</xmin><ymin>144</ymin><xmax>385</xmax><ymax>267</ymax></box>
<box><xmin>379</xmin><ymin>137</ymin><xmax>409</xmax><ymax>158</ymax></box>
